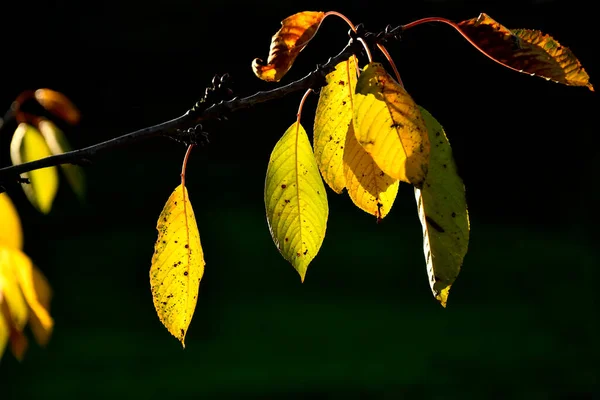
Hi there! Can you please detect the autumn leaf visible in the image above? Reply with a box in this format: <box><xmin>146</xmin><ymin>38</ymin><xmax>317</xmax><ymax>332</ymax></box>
<box><xmin>10</xmin><ymin>123</ymin><xmax>59</xmax><ymax>214</ymax></box>
<box><xmin>353</xmin><ymin>63</ymin><xmax>430</xmax><ymax>188</ymax></box>
<box><xmin>0</xmin><ymin>248</ymin><xmax>29</xmax><ymax>360</ymax></box>
<box><xmin>458</xmin><ymin>13</ymin><xmax>593</xmax><ymax>90</ymax></box>
<box><xmin>0</xmin><ymin>193</ymin><xmax>23</xmax><ymax>250</ymax></box>
<box><xmin>37</xmin><ymin>119</ymin><xmax>86</xmax><ymax>200</ymax></box>
<box><xmin>313</xmin><ymin>56</ymin><xmax>358</xmax><ymax>194</ymax></box>
<box><xmin>150</xmin><ymin>184</ymin><xmax>204</xmax><ymax>347</ymax></box>
<box><xmin>414</xmin><ymin>107</ymin><xmax>469</xmax><ymax>307</ymax></box>
<box><xmin>344</xmin><ymin>124</ymin><xmax>399</xmax><ymax>220</ymax></box>
<box><xmin>34</xmin><ymin>88</ymin><xmax>81</xmax><ymax>125</ymax></box>
<box><xmin>265</xmin><ymin>122</ymin><xmax>328</xmax><ymax>281</ymax></box>
<box><xmin>252</xmin><ymin>11</ymin><xmax>326</xmax><ymax>82</ymax></box>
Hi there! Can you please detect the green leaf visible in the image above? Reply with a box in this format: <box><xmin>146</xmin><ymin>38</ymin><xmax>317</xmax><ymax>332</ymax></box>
<box><xmin>265</xmin><ymin>122</ymin><xmax>328</xmax><ymax>281</ymax></box>
<box><xmin>313</xmin><ymin>56</ymin><xmax>358</xmax><ymax>193</ymax></box>
<box><xmin>414</xmin><ymin>107</ymin><xmax>469</xmax><ymax>307</ymax></box>
<box><xmin>9</xmin><ymin>123</ymin><xmax>59</xmax><ymax>214</ymax></box>
<box><xmin>353</xmin><ymin>62</ymin><xmax>430</xmax><ymax>188</ymax></box>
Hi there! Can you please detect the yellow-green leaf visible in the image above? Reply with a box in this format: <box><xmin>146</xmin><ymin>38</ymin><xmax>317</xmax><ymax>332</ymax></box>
<box><xmin>38</xmin><ymin>119</ymin><xmax>86</xmax><ymax>200</ymax></box>
<box><xmin>150</xmin><ymin>184</ymin><xmax>204</xmax><ymax>347</ymax></box>
<box><xmin>0</xmin><ymin>193</ymin><xmax>23</xmax><ymax>249</ymax></box>
<box><xmin>10</xmin><ymin>123</ymin><xmax>59</xmax><ymax>214</ymax></box>
<box><xmin>343</xmin><ymin>124</ymin><xmax>399</xmax><ymax>220</ymax></box>
<box><xmin>265</xmin><ymin>122</ymin><xmax>328</xmax><ymax>281</ymax></box>
<box><xmin>353</xmin><ymin>63</ymin><xmax>430</xmax><ymax>188</ymax></box>
<box><xmin>414</xmin><ymin>107</ymin><xmax>469</xmax><ymax>307</ymax></box>
<box><xmin>313</xmin><ymin>56</ymin><xmax>358</xmax><ymax>194</ymax></box>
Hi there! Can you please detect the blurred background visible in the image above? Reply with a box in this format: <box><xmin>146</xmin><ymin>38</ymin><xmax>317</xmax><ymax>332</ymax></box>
<box><xmin>0</xmin><ymin>0</ymin><xmax>597</xmax><ymax>398</ymax></box>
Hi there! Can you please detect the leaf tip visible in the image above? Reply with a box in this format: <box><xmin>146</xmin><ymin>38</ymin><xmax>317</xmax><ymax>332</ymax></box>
<box><xmin>436</xmin><ymin>286</ymin><xmax>451</xmax><ymax>308</ymax></box>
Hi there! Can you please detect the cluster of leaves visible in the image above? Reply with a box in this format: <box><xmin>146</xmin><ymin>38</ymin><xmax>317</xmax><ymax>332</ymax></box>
<box><xmin>0</xmin><ymin>90</ymin><xmax>84</xmax><ymax>361</ymax></box>
<box><xmin>148</xmin><ymin>10</ymin><xmax>592</xmax><ymax>346</ymax></box>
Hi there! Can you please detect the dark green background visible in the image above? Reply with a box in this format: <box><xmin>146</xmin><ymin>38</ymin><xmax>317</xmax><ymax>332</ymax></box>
<box><xmin>0</xmin><ymin>0</ymin><xmax>597</xmax><ymax>398</ymax></box>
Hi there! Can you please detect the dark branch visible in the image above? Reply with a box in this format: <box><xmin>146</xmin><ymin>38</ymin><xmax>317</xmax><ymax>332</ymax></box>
<box><xmin>0</xmin><ymin>33</ymin><xmax>381</xmax><ymax>188</ymax></box>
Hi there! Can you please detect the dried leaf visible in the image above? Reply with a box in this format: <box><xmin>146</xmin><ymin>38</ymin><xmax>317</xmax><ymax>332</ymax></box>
<box><xmin>252</xmin><ymin>11</ymin><xmax>326</xmax><ymax>82</ymax></box>
<box><xmin>353</xmin><ymin>63</ymin><xmax>430</xmax><ymax>188</ymax></box>
<box><xmin>265</xmin><ymin>122</ymin><xmax>328</xmax><ymax>281</ymax></box>
<box><xmin>0</xmin><ymin>193</ymin><xmax>23</xmax><ymax>250</ymax></box>
<box><xmin>458</xmin><ymin>13</ymin><xmax>593</xmax><ymax>90</ymax></box>
<box><xmin>150</xmin><ymin>184</ymin><xmax>204</xmax><ymax>347</ymax></box>
<box><xmin>34</xmin><ymin>89</ymin><xmax>81</xmax><ymax>125</ymax></box>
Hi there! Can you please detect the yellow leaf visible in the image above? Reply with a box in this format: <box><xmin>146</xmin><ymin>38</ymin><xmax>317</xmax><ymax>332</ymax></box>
<box><xmin>252</xmin><ymin>11</ymin><xmax>326</xmax><ymax>82</ymax></box>
<box><xmin>458</xmin><ymin>13</ymin><xmax>593</xmax><ymax>90</ymax></box>
<box><xmin>0</xmin><ymin>303</ymin><xmax>7</xmax><ymax>358</ymax></box>
<box><xmin>34</xmin><ymin>88</ymin><xmax>81</xmax><ymax>125</ymax></box>
<box><xmin>10</xmin><ymin>123</ymin><xmax>59</xmax><ymax>214</ymax></box>
<box><xmin>0</xmin><ymin>193</ymin><xmax>23</xmax><ymax>249</ymax></box>
<box><xmin>353</xmin><ymin>63</ymin><xmax>430</xmax><ymax>188</ymax></box>
<box><xmin>0</xmin><ymin>247</ymin><xmax>29</xmax><ymax>360</ymax></box>
<box><xmin>38</xmin><ymin>119</ymin><xmax>86</xmax><ymax>200</ymax></box>
<box><xmin>414</xmin><ymin>107</ymin><xmax>469</xmax><ymax>307</ymax></box>
<box><xmin>150</xmin><ymin>184</ymin><xmax>204</xmax><ymax>347</ymax></box>
<box><xmin>265</xmin><ymin>122</ymin><xmax>328</xmax><ymax>281</ymax></box>
<box><xmin>313</xmin><ymin>56</ymin><xmax>358</xmax><ymax>194</ymax></box>
<box><xmin>343</xmin><ymin>124</ymin><xmax>399</xmax><ymax>220</ymax></box>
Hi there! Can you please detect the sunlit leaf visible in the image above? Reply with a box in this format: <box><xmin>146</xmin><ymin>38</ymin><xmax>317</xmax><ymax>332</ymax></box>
<box><xmin>10</xmin><ymin>123</ymin><xmax>59</xmax><ymax>214</ymax></box>
<box><xmin>150</xmin><ymin>184</ymin><xmax>204</xmax><ymax>347</ymax></box>
<box><xmin>38</xmin><ymin>119</ymin><xmax>86</xmax><ymax>200</ymax></box>
<box><xmin>353</xmin><ymin>63</ymin><xmax>430</xmax><ymax>188</ymax></box>
<box><xmin>458</xmin><ymin>13</ymin><xmax>593</xmax><ymax>90</ymax></box>
<box><xmin>0</xmin><ymin>299</ymin><xmax>28</xmax><ymax>361</ymax></box>
<box><xmin>265</xmin><ymin>122</ymin><xmax>328</xmax><ymax>281</ymax></box>
<box><xmin>252</xmin><ymin>11</ymin><xmax>326</xmax><ymax>82</ymax></box>
<box><xmin>34</xmin><ymin>88</ymin><xmax>81</xmax><ymax>124</ymax></box>
<box><xmin>344</xmin><ymin>124</ymin><xmax>399</xmax><ymax>220</ymax></box>
<box><xmin>0</xmin><ymin>193</ymin><xmax>23</xmax><ymax>249</ymax></box>
<box><xmin>414</xmin><ymin>107</ymin><xmax>469</xmax><ymax>307</ymax></box>
<box><xmin>0</xmin><ymin>247</ymin><xmax>29</xmax><ymax>360</ymax></box>
<box><xmin>313</xmin><ymin>56</ymin><xmax>358</xmax><ymax>194</ymax></box>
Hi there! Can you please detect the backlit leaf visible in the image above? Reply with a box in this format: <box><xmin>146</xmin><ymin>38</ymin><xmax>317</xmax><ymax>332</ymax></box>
<box><xmin>313</xmin><ymin>56</ymin><xmax>358</xmax><ymax>193</ymax></box>
<box><xmin>10</xmin><ymin>123</ymin><xmax>59</xmax><ymax>214</ymax></box>
<box><xmin>265</xmin><ymin>122</ymin><xmax>328</xmax><ymax>281</ymax></box>
<box><xmin>414</xmin><ymin>107</ymin><xmax>469</xmax><ymax>307</ymax></box>
<box><xmin>458</xmin><ymin>13</ymin><xmax>593</xmax><ymax>90</ymax></box>
<box><xmin>344</xmin><ymin>124</ymin><xmax>399</xmax><ymax>220</ymax></box>
<box><xmin>0</xmin><ymin>193</ymin><xmax>23</xmax><ymax>249</ymax></box>
<box><xmin>38</xmin><ymin>119</ymin><xmax>86</xmax><ymax>200</ymax></box>
<box><xmin>252</xmin><ymin>11</ymin><xmax>326</xmax><ymax>82</ymax></box>
<box><xmin>0</xmin><ymin>247</ymin><xmax>29</xmax><ymax>360</ymax></box>
<box><xmin>353</xmin><ymin>63</ymin><xmax>430</xmax><ymax>188</ymax></box>
<box><xmin>150</xmin><ymin>184</ymin><xmax>204</xmax><ymax>347</ymax></box>
<box><xmin>34</xmin><ymin>88</ymin><xmax>81</xmax><ymax>125</ymax></box>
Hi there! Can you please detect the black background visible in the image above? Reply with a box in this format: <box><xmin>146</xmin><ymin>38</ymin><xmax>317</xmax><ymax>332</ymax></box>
<box><xmin>0</xmin><ymin>0</ymin><xmax>598</xmax><ymax>398</ymax></box>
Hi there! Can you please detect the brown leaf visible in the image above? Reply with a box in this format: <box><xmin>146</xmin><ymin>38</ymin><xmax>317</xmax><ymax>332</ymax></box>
<box><xmin>252</xmin><ymin>11</ymin><xmax>326</xmax><ymax>82</ymax></box>
<box><xmin>458</xmin><ymin>13</ymin><xmax>593</xmax><ymax>91</ymax></box>
<box><xmin>34</xmin><ymin>89</ymin><xmax>81</xmax><ymax>124</ymax></box>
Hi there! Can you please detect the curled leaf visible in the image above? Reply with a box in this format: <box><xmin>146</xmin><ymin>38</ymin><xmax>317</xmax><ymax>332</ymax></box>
<box><xmin>414</xmin><ymin>107</ymin><xmax>469</xmax><ymax>307</ymax></box>
<box><xmin>252</xmin><ymin>11</ymin><xmax>326</xmax><ymax>82</ymax></box>
<box><xmin>265</xmin><ymin>122</ymin><xmax>328</xmax><ymax>281</ymax></box>
<box><xmin>458</xmin><ymin>13</ymin><xmax>593</xmax><ymax>90</ymax></box>
<box><xmin>353</xmin><ymin>63</ymin><xmax>430</xmax><ymax>188</ymax></box>
<box><xmin>10</xmin><ymin>123</ymin><xmax>59</xmax><ymax>214</ymax></box>
<box><xmin>34</xmin><ymin>89</ymin><xmax>81</xmax><ymax>125</ymax></box>
<box><xmin>313</xmin><ymin>56</ymin><xmax>358</xmax><ymax>193</ymax></box>
<box><xmin>150</xmin><ymin>184</ymin><xmax>204</xmax><ymax>347</ymax></box>
<box><xmin>38</xmin><ymin>119</ymin><xmax>86</xmax><ymax>200</ymax></box>
<box><xmin>0</xmin><ymin>193</ymin><xmax>23</xmax><ymax>249</ymax></box>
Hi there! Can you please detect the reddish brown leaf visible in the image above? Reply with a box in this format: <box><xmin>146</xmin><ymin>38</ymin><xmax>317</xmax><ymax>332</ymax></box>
<box><xmin>34</xmin><ymin>89</ymin><xmax>81</xmax><ymax>124</ymax></box>
<box><xmin>458</xmin><ymin>13</ymin><xmax>593</xmax><ymax>91</ymax></box>
<box><xmin>252</xmin><ymin>11</ymin><xmax>326</xmax><ymax>82</ymax></box>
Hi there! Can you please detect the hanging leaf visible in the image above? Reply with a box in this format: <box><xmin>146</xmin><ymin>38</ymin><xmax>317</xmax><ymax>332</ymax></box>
<box><xmin>10</xmin><ymin>123</ymin><xmax>59</xmax><ymax>214</ymax></box>
<box><xmin>252</xmin><ymin>11</ymin><xmax>326</xmax><ymax>82</ymax></box>
<box><xmin>37</xmin><ymin>119</ymin><xmax>86</xmax><ymax>200</ymax></box>
<box><xmin>414</xmin><ymin>107</ymin><xmax>469</xmax><ymax>307</ymax></box>
<box><xmin>343</xmin><ymin>124</ymin><xmax>399</xmax><ymax>220</ymax></box>
<box><xmin>458</xmin><ymin>13</ymin><xmax>593</xmax><ymax>90</ymax></box>
<box><xmin>34</xmin><ymin>88</ymin><xmax>81</xmax><ymax>125</ymax></box>
<box><xmin>353</xmin><ymin>63</ymin><xmax>430</xmax><ymax>188</ymax></box>
<box><xmin>150</xmin><ymin>184</ymin><xmax>204</xmax><ymax>347</ymax></box>
<box><xmin>0</xmin><ymin>193</ymin><xmax>23</xmax><ymax>249</ymax></box>
<box><xmin>0</xmin><ymin>247</ymin><xmax>29</xmax><ymax>360</ymax></box>
<box><xmin>265</xmin><ymin>122</ymin><xmax>328</xmax><ymax>281</ymax></box>
<box><xmin>313</xmin><ymin>56</ymin><xmax>358</xmax><ymax>194</ymax></box>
